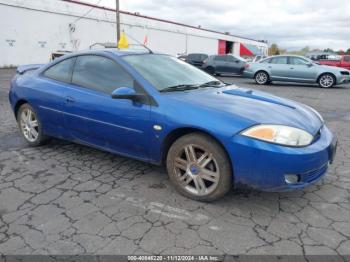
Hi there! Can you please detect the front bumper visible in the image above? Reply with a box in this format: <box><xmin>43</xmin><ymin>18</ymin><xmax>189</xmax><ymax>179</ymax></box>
<box><xmin>336</xmin><ymin>74</ymin><xmax>350</xmax><ymax>84</ymax></box>
<box><xmin>243</xmin><ymin>70</ymin><xmax>254</xmax><ymax>78</ymax></box>
<box><xmin>227</xmin><ymin>125</ymin><xmax>336</xmax><ymax>191</ymax></box>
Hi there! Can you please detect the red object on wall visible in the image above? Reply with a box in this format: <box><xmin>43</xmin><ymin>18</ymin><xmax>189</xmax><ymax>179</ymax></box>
<box><xmin>218</xmin><ymin>40</ymin><xmax>226</xmax><ymax>54</ymax></box>
<box><xmin>240</xmin><ymin>43</ymin><xmax>254</xmax><ymax>56</ymax></box>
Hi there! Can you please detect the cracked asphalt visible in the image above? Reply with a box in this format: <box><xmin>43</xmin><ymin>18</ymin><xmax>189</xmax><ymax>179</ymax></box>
<box><xmin>0</xmin><ymin>68</ymin><xmax>350</xmax><ymax>256</ymax></box>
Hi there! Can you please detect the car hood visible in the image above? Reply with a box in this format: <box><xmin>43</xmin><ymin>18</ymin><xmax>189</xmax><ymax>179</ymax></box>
<box><xmin>166</xmin><ymin>85</ymin><xmax>323</xmax><ymax>135</ymax></box>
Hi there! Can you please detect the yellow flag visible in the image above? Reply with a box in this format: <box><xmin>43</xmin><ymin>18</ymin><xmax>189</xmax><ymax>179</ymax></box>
<box><xmin>117</xmin><ymin>32</ymin><xmax>129</xmax><ymax>49</ymax></box>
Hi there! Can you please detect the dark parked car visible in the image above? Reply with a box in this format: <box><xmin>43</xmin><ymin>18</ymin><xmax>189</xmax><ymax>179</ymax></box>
<box><xmin>202</xmin><ymin>54</ymin><xmax>246</xmax><ymax>75</ymax></box>
<box><xmin>184</xmin><ymin>53</ymin><xmax>208</xmax><ymax>67</ymax></box>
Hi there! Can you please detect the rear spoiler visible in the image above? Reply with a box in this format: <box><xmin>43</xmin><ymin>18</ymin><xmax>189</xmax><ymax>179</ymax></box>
<box><xmin>16</xmin><ymin>64</ymin><xmax>44</xmax><ymax>75</ymax></box>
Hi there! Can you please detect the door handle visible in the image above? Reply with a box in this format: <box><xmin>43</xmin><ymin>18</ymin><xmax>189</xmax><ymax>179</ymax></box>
<box><xmin>268</xmin><ymin>66</ymin><xmax>272</xmax><ymax>68</ymax></box>
<box><xmin>65</xmin><ymin>96</ymin><xmax>75</xmax><ymax>103</ymax></box>
<box><xmin>290</xmin><ymin>67</ymin><xmax>294</xmax><ymax>69</ymax></box>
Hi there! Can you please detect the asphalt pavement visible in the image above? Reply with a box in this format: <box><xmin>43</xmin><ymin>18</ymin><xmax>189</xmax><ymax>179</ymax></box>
<box><xmin>0</xmin><ymin>69</ymin><xmax>349</xmax><ymax>256</ymax></box>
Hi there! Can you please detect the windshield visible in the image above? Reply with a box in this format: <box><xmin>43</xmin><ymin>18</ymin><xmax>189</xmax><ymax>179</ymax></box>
<box><xmin>122</xmin><ymin>54</ymin><xmax>221</xmax><ymax>91</ymax></box>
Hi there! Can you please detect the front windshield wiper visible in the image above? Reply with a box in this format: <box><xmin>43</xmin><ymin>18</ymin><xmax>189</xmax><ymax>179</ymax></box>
<box><xmin>159</xmin><ymin>84</ymin><xmax>199</xmax><ymax>93</ymax></box>
<box><xmin>198</xmin><ymin>80</ymin><xmax>224</xmax><ymax>88</ymax></box>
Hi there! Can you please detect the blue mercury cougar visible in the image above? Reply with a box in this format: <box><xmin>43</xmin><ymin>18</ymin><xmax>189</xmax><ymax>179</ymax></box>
<box><xmin>9</xmin><ymin>49</ymin><xmax>337</xmax><ymax>201</ymax></box>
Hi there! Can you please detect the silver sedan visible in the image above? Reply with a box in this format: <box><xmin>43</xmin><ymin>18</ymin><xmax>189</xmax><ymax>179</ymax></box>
<box><xmin>243</xmin><ymin>55</ymin><xmax>350</xmax><ymax>88</ymax></box>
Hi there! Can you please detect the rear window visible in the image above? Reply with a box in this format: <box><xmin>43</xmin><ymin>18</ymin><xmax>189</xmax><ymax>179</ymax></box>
<box><xmin>43</xmin><ymin>58</ymin><xmax>76</xmax><ymax>83</ymax></box>
<box><xmin>260</xmin><ymin>58</ymin><xmax>272</xmax><ymax>63</ymax></box>
<box><xmin>188</xmin><ymin>54</ymin><xmax>207</xmax><ymax>61</ymax></box>
<box><xmin>344</xmin><ymin>56</ymin><xmax>350</xmax><ymax>62</ymax></box>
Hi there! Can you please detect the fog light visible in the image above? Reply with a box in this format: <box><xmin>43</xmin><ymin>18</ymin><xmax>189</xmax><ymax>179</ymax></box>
<box><xmin>284</xmin><ymin>174</ymin><xmax>300</xmax><ymax>184</ymax></box>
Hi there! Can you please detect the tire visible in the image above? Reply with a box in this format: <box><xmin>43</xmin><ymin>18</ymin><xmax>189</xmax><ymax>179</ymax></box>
<box><xmin>17</xmin><ymin>103</ymin><xmax>48</xmax><ymax>146</ymax></box>
<box><xmin>206</xmin><ymin>66</ymin><xmax>215</xmax><ymax>75</ymax></box>
<box><xmin>166</xmin><ymin>132</ymin><xmax>232</xmax><ymax>202</ymax></box>
<box><xmin>318</xmin><ymin>73</ymin><xmax>335</xmax><ymax>88</ymax></box>
<box><xmin>254</xmin><ymin>71</ymin><xmax>270</xmax><ymax>85</ymax></box>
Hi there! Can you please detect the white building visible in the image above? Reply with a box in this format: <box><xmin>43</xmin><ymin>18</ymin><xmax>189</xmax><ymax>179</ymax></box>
<box><xmin>0</xmin><ymin>0</ymin><xmax>268</xmax><ymax>67</ymax></box>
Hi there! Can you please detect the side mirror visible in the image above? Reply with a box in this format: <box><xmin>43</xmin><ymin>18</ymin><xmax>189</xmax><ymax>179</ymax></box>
<box><xmin>307</xmin><ymin>63</ymin><xmax>314</xmax><ymax>67</ymax></box>
<box><xmin>111</xmin><ymin>87</ymin><xmax>146</xmax><ymax>103</ymax></box>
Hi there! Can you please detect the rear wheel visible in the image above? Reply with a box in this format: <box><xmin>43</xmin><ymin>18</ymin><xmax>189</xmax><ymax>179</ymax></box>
<box><xmin>166</xmin><ymin>133</ymin><xmax>232</xmax><ymax>202</ymax></box>
<box><xmin>318</xmin><ymin>73</ymin><xmax>335</xmax><ymax>88</ymax></box>
<box><xmin>255</xmin><ymin>71</ymin><xmax>269</xmax><ymax>85</ymax></box>
<box><xmin>17</xmin><ymin>103</ymin><xmax>48</xmax><ymax>146</ymax></box>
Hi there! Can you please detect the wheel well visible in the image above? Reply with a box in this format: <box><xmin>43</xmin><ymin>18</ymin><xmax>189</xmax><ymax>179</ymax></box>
<box><xmin>161</xmin><ymin>127</ymin><xmax>231</xmax><ymax>167</ymax></box>
<box><xmin>317</xmin><ymin>72</ymin><xmax>336</xmax><ymax>84</ymax></box>
<box><xmin>14</xmin><ymin>99</ymin><xmax>28</xmax><ymax>118</ymax></box>
<box><xmin>254</xmin><ymin>70</ymin><xmax>269</xmax><ymax>79</ymax></box>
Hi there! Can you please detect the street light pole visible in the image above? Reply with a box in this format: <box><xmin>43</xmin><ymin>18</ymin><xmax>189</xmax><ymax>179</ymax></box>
<box><xmin>116</xmin><ymin>0</ymin><xmax>120</xmax><ymax>42</ymax></box>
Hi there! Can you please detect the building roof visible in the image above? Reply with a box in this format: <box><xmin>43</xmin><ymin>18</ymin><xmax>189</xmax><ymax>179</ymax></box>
<box><xmin>62</xmin><ymin>0</ymin><xmax>266</xmax><ymax>44</ymax></box>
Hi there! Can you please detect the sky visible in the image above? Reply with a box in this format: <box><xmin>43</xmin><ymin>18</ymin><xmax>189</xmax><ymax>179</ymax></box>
<box><xmin>84</xmin><ymin>0</ymin><xmax>350</xmax><ymax>51</ymax></box>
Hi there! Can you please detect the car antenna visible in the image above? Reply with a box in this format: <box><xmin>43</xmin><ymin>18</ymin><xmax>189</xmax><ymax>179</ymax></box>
<box><xmin>123</xmin><ymin>32</ymin><xmax>153</xmax><ymax>54</ymax></box>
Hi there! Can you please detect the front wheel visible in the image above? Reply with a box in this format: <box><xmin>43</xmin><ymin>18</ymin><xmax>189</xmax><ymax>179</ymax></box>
<box><xmin>166</xmin><ymin>133</ymin><xmax>232</xmax><ymax>202</ymax></box>
<box><xmin>17</xmin><ymin>103</ymin><xmax>48</xmax><ymax>146</ymax></box>
<box><xmin>318</xmin><ymin>74</ymin><xmax>335</xmax><ymax>88</ymax></box>
<box><xmin>255</xmin><ymin>71</ymin><xmax>270</xmax><ymax>85</ymax></box>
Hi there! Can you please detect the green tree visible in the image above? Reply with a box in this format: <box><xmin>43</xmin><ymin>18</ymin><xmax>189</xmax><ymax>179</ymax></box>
<box><xmin>268</xmin><ymin>43</ymin><xmax>280</xmax><ymax>55</ymax></box>
<box><xmin>323</xmin><ymin>48</ymin><xmax>335</xmax><ymax>53</ymax></box>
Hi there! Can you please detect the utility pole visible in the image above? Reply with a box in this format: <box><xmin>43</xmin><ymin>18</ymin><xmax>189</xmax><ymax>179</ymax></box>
<box><xmin>116</xmin><ymin>0</ymin><xmax>120</xmax><ymax>42</ymax></box>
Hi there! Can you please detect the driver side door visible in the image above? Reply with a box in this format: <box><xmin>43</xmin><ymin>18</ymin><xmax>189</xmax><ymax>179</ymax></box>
<box><xmin>287</xmin><ymin>56</ymin><xmax>317</xmax><ymax>82</ymax></box>
<box><xmin>63</xmin><ymin>55</ymin><xmax>152</xmax><ymax>160</ymax></box>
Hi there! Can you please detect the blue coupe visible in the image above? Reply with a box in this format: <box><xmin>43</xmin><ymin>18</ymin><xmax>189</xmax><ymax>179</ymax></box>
<box><xmin>9</xmin><ymin>49</ymin><xmax>337</xmax><ymax>201</ymax></box>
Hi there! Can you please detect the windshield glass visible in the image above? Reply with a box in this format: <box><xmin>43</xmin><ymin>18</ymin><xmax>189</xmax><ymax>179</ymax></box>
<box><xmin>122</xmin><ymin>54</ymin><xmax>221</xmax><ymax>91</ymax></box>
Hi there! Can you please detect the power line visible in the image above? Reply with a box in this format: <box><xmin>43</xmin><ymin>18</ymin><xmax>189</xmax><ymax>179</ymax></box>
<box><xmin>71</xmin><ymin>0</ymin><xmax>102</xmax><ymax>24</ymax></box>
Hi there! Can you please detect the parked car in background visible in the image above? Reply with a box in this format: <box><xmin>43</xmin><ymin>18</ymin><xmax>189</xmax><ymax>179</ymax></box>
<box><xmin>318</xmin><ymin>55</ymin><xmax>350</xmax><ymax>70</ymax></box>
<box><xmin>183</xmin><ymin>53</ymin><xmax>208</xmax><ymax>67</ymax></box>
<box><xmin>50</xmin><ymin>50</ymin><xmax>72</xmax><ymax>61</ymax></box>
<box><xmin>202</xmin><ymin>54</ymin><xmax>246</xmax><ymax>75</ymax></box>
<box><xmin>9</xmin><ymin>49</ymin><xmax>337</xmax><ymax>201</ymax></box>
<box><xmin>244</xmin><ymin>55</ymin><xmax>350</xmax><ymax>88</ymax></box>
<box><xmin>177</xmin><ymin>54</ymin><xmax>187</xmax><ymax>61</ymax></box>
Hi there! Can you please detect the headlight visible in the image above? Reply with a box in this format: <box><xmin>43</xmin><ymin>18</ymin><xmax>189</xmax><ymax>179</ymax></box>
<box><xmin>241</xmin><ymin>125</ymin><xmax>313</xmax><ymax>146</ymax></box>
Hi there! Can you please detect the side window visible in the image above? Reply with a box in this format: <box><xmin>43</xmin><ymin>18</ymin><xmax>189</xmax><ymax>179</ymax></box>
<box><xmin>289</xmin><ymin>57</ymin><xmax>308</xmax><ymax>65</ymax></box>
<box><xmin>344</xmin><ymin>56</ymin><xmax>350</xmax><ymax>62</ymax></box>
<box><xmin>43</xmin><ymin>58</ymin><xmax>76</xmax><ymax>83</ymax></box>
<box><xmin>270</xmin><ymin>57</ymin><xmax>288</xmax><ymax>64</ymax></box>
<box><xmin>72</xmin><ymin>55</ymin><xmax>134</xmax><ymax>94</ymax></box>
<box><xmin>201</xmin><ymin>54</ymin><xmax>208</xmax><ymax>60</ymax></box>
<box><xmin>214</xmin><ymin>56</ymin><xmax>226</xmax><ymax>62</ymax></box>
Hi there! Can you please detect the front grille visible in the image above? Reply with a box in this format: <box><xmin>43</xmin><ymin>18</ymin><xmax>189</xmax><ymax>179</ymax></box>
<box><xmin>341</xmin><ymin>71</ymin><xmax>350</xmax><ymax>75</ymax></box>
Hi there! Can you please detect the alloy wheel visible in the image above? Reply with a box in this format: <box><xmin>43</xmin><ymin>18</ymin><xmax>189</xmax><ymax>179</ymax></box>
<box><xmin>255</xmin><ymin>72</ymin><xmax>268</xmax><ymax>84</ymax></box>
<box><xmin>20</xmin><ymin>108</ymin><xmax>39</xmax><ymax>142</ymax></box>
<box><xmin>319</xmin><ymin>74</ymin><xmax>334</xmax><ymax>88</ymax></box>
<box><xmin>173</xmin><ymin>144</ymin><xmax>220</xmax><ymax>196</ymax></box>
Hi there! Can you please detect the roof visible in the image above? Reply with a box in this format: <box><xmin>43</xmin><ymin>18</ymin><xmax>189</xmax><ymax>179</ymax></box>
<box><xmin>61</xmin><ymin>0</ymin><xmax>267</xmax><ymax>44</ymax></box>
<box><xmin>102</xmin><ymin>48</ymin><xmax>153</xmax><ymax>56</ymax></box>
